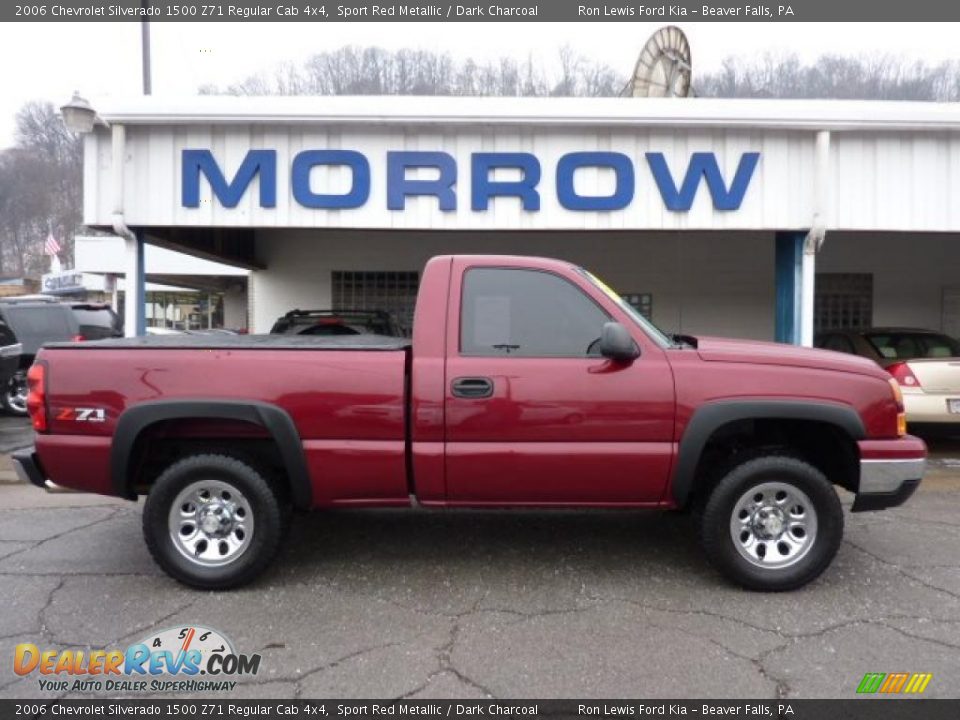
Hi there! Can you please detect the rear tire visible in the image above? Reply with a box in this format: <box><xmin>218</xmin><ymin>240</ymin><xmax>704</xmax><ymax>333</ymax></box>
<box><xmin>699</xmin><ymin>454</ymin><xmax>843</xmax><ymax>591</ymax></box>
<box><xmin>143</xmin><ymin>453</ymin><xmax>290</xmax><ymax>589</ymax></box>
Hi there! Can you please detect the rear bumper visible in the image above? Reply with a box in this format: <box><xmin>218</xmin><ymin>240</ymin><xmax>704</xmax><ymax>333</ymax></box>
<box><xmin>12</xmin><ymin>450</ymin><xmax>47</xmax><ymax>489</ymax></box>
<box><xmin>903</xmin><ymin>391</ymin><xmax>960</xmax><ymax>424</ymax></box>
<box><xmin>853</xmin><ymin>436</ymin><xmax>926</xmax><ymax>512</ymax></box>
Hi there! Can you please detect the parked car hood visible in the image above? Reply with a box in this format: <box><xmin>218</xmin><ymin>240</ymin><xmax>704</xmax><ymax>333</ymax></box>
<box><xmin>695</xmin><ymin>336</ymin><xmax>889</xmax><ymax>378</ymax></box>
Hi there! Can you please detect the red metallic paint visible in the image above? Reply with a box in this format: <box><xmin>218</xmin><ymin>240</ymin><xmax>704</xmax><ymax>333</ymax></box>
<box><xmin>302</xmin><ymin>439</ymin><xmax>407</xmax><ymax>504</ymax></box>
<box><xmin>30</xmin><ymin>254</ymin><xmax>925</xmax><ymax>509</ymax></box>
<box><xmin>858</xmin><ymin>435</ymin><xmax>927</xmax><ymax>461</ymax></box>
<box><xmin>442</xmin><ymin>257</ymin><xmax>676</xmax><ymax>503</ymax></box>
<box><xmin>34</xmin><ymin>434</ymin><xmax>113</xmax><ymax>496</ymax></box>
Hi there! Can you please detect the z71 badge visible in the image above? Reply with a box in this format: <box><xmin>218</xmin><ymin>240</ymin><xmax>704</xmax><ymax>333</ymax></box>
<box><xmin>57</xmin><ymin>407</ymin><xmax>106</xmax><ymax>422</ymax></box>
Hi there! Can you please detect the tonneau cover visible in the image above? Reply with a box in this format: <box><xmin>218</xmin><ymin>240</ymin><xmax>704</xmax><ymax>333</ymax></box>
<box><xmin>43</xmin><ymin>333</ymin><xmax>411</xmax><ymax>351</ymax></box>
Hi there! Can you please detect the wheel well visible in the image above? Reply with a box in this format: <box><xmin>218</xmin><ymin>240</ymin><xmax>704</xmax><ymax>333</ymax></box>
<box><xmin>689</xmin><ymin>418</ymin><xmax>860</xmax><ymax>504</ymax></box>
<box><xmin>126</xmin><ymin>419</ymin><xmax>286</xmax><ymax>496</ymax></box>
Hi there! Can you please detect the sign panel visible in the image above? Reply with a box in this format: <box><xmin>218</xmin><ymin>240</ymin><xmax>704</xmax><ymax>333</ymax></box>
<box><xmin>41</xmin><ymin>271</ymin><xmax>106</xmax><ymax>295</ymax></box>
<box><xmin>84</xmin><ymin>125</ymin><xmax>824</xmax><ymax>230</ymax></box>
<box><xmin>180</xmin><ymin>148</ymin><xmax>761</xmax><ymax>214</ymax></box>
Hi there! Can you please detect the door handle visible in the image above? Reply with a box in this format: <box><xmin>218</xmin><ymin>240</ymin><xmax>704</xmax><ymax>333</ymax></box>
<box><xmin>451</xmin><ymin>376</ymin><xmax>494</xmax><ymax>399</ymax></box>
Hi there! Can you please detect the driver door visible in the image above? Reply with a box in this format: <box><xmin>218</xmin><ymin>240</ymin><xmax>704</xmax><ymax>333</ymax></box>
<box><xmin>444</xmin><ymin>263</ymin><xmax>675</xmax><ymax>505</ymax></box>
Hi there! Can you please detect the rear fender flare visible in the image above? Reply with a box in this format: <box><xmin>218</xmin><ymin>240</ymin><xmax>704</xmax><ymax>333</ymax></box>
<box><xmin>111</xmin><ymin>399</ymin><xmax>311</xmax><ymax>508</ymax></box>
<box><xmin>671</xmin><ymin>399</ymin><xmax>865</xmax><ymax>507</ymax></box>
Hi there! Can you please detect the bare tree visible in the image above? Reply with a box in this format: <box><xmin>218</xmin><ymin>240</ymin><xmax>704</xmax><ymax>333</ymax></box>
<box><xmin>0</xmin><ymin>102</ymin><xmax>82</xmax><ymax>277</ymax></box>
<box><xmin>206</xmin><ymin>45</ymin><xmax>960</xmax><ymax>103</ymax></box>
<box><xmin>202</xmin><ymin>45</ymin><xmax>625</xmax><ymax>99</ymax></box>
<box><xmin>697</xmin><ymin>52</ymin><xmax>960</xmax><ymax>101</ymax></box>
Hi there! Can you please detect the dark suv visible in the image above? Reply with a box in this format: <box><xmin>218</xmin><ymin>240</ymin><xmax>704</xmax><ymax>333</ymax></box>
<box><xmin>0</xmin><ymin>320</ymin><xmax>22</xmax><ymax>399</ymax></box>
<box><xmin>0</xmin><ymin>298</ymin><xmax>121</xmax><ymax>415</ymax></box>
<box><xmin>65</xmin><ymin>302</ymin><xmax>123</xmax><ymax>341</ymax></box>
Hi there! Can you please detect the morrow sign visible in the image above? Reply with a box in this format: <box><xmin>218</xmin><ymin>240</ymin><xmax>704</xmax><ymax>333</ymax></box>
<box><xmin>182</xmin><ymin>150</ymin><xmax>761</xmax><ymax>213</ymax></box>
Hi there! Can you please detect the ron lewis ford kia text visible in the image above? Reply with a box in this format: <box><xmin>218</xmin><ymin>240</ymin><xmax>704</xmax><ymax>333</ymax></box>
<box><xmin>14</xmin><ymin>255</ymin><xmax>925</xmax><ymax>591</ymax></box>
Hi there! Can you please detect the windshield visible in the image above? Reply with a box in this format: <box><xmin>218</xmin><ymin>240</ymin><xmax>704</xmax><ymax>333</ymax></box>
<box><xmin>577</xmin><ymin>268</ymin><xmax>673</xmax><ymax>348</ymax></box>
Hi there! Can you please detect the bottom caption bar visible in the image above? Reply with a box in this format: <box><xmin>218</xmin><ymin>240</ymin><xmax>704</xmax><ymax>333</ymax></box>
<box><xmin>3</xmin><ymin>701</ymin><xmax>960</xmax><ymax>720</ymax></box>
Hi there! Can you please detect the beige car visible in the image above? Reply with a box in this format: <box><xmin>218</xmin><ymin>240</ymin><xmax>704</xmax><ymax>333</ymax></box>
<box><xmin>816</xmin><ymin>328</ymin><xmax>960</xmax><ymax>426</ymax></box>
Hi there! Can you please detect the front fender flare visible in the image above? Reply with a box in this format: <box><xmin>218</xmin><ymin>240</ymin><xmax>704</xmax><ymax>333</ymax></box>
<box><xmin>671</xmin><ymin>399</ymin><xmax>865</xmax><ymax>507</ymax></box>
<box><xmin>111</xmin><ymin>399</ymin><xmax>312</xmax><ymax>509</ymax></box>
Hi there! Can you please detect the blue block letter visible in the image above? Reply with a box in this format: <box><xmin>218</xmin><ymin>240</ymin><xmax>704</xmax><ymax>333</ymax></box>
<box><xmin>292</xmin><ymin>150</ymin><xmax>370</xmax><ymax>209</ymax></box>
<box><xmin>182</xmin><ymin>149</ymin><xmax>276</xmax><ymax>208</ymax></box>
<box><xmin>556</xmin><ymin>152</ymin><xmax>635</xmax><ymax>211</ymax></box>
<box><xmin>471</xmin><ymin>153</ymin><xmax>541</xmax><ymax>211</ymax></box>
<box><xmin>387</xmin><ymin>152</ymin><xmax>457</xmax><ymax>211</ymax></box>
<box><xmin>646</xmin><ymin>152</ymin><xmax>760</xmax><ymax>211</ymax></box>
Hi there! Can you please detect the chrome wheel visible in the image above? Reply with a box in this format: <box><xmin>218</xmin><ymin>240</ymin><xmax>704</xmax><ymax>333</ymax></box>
<box><xmin>168</xmin><ymin>480</ymin><xmax>254</xmax><ymax>567</ymax></box>
<box><xmin>729</xmin><ymin>481</ymin><xmax>817</xmax><ymax>570</ymax></box>
<box><xmin>5</xmin><ymin>376</ymin><xmax>27</xmax><ymax>415</ymax></box>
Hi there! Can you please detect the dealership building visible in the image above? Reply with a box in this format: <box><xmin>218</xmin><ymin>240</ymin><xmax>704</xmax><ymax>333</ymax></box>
<box><xmin>74</xmin><ymin>96</ymin><xmax>960</xmax><ymax>341</ymax></box>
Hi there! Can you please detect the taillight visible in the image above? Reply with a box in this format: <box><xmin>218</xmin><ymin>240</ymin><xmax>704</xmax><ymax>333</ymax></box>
<box><xmin>71</xmin><ymin>334</ymin><xmax>86</xmax><ymax>342</ymax></box>
<box><xmin>26</xmin><ymin>363</ymin><xmax>47</xmax><ymax>432</ymax></box>
<box><xmin>887</xmin><ymin>377</ymin><xmax>907</xmax><ymax>437</ymax></box>
<box><xmin>888</xmin><ymin>362</ymin><xmax>921</xmax><ymax>388</ymax></box>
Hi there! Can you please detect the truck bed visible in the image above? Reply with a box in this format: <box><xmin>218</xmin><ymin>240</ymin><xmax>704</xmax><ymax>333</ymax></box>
<box><xmin>44</xmin><ymin>333</ymin><xmax>412</xmax><ymax>351</ymax></box>
<box><xmin>34</xmin><ymin>332</ymin><xmax>411</xmax><ymax>505</ymax></box>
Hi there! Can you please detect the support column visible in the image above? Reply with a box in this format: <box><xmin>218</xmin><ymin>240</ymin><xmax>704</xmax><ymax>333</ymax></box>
<box><xmin>136</xmin><ymin>230</ymin><xmax>146</xmax><ymax>336</ymax></box>
<box><xmin>800</xmin><ymin>240</ymin><xmax>816</xmax><ymax>347</ymax></box>
<box><xmin>123</xmin><ymin>231</ymin><xmax>146</xmax><ymax>337</ymax></box>
<box><xmin>774</xmin><ymin>231</ymin><xmax>805</xmax><ymax>345</ymax></box>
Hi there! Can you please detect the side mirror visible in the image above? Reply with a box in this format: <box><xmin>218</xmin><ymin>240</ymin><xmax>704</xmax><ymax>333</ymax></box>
<box><xmin>599</xmin><ymin>322</ymin><xmax>640</xmax><ymax>363</ymax></box>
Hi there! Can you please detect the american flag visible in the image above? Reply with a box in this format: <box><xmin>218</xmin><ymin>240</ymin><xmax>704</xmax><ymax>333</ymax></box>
<box><xmin>44</xmin><ymin>232</ymin><xmax>61</xmax><ymax>256</ymax></box>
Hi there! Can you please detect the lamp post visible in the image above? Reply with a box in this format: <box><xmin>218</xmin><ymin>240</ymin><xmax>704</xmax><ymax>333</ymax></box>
<box><xmin>141</xmin><ymin>1</ymin><xmax>152</xmax><ymax>95</ymax></box>
<box><xmin>59</xmin><ymin>93</ymin><xmax>101</xmax><ymax>133</ymax></box>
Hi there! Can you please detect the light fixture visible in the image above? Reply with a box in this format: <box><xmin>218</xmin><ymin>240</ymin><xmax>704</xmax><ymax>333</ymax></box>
<box><xmin>60</xmin><ymin>92</ymin><xmax>103</xmax><ymax>133</ymax></box>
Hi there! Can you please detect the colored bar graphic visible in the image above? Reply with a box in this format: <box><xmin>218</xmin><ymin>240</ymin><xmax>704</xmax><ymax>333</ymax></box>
<box><xmin>858</xmin><ymin>672</ymin><xmax>932</xmax><ymax>694</ymax></box>
<box><xmin>857</xmin><ymin>673</ymin><xmax>886</xmax><ymax>693</ymax></box>
<box><xmin>904</xmin><ymin>673</ymin><xmax>933</xmax><ymax>694</ymax></box>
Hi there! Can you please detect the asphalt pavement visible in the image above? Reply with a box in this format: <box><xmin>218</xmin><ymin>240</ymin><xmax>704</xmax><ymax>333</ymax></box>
<box><xmin>0</xmin><ymin>417</ymin><xmax>958</xmax><ymax>700</ymax></box>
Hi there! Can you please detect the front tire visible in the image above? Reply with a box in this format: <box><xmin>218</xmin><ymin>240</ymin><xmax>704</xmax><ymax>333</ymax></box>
<box><xmin>699</xmin><ymin>455</ymin><xmax>843</xmax><ymax>592</ymax></box>
<box><xmin>143</xmin><ymin>453</ymin><xmax>290</xmax><ymax>589</ymax></box>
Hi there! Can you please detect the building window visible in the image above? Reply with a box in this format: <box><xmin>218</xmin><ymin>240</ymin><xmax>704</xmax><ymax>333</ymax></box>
<box><xmin>815</xmin><ymin>273</ymin><xmax>873</xmax><ymax>332</ymax></box>
<box><xmin>621</xmin><ymin>292</ymin><xmax>653</xmax><ymax>321</ymax></box>
<box><xmin>331</xmin><ymin>271</ymin><xmax>420</xmax><ymax>336</ymax></box>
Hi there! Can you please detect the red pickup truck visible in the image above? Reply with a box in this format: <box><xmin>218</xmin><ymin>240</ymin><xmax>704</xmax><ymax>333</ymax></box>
<box><xmin>14</xmin><ymin>255</ymin><xmax>925</xmax><ymax>592</ymax></box>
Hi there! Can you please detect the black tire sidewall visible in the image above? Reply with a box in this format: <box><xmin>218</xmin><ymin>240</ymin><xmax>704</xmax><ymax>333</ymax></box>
<box><xmin>3</xmin><ymin>374</ymin><xmax>27</xmax><ymax>416</ymax></box>
<box><xmin>143</xmin><ymin>454</ymin><xmax>286</xmax><ymax>590</ymax></box>
<box><xmin>701</xmin><ymin>455</ymin><xmax>843</xmax><ymax>592</ymax></box>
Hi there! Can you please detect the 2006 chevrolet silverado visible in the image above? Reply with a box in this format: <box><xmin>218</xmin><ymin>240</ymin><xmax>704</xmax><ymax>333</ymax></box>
<box><xmin>13</xmin><ymin>255</ymin><xmax>926</xmax><ymax>591</ymax></box>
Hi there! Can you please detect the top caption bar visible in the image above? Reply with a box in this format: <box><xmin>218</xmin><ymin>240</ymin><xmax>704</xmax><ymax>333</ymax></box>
<box><xmin>6</xmin><ymin>0</ymin><xmax>960</xmax><ymax>22</ymax></box>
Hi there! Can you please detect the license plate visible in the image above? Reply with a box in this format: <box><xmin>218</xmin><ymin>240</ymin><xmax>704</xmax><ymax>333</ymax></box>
<box><xmin>949</xmin><ymin>399</ymin><xmax>960</xmax><ymax>414</ymax></box>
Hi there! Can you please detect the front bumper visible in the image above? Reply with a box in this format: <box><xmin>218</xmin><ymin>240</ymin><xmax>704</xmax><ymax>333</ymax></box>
<box><xmin>852</xmin><ymin>439</ymin><xmax>926</xmax><ymax>512</ymax></box>
<box><xmin>11</xmin><ymin>450</ymin><xmax>47</xmax><ymax>490</ymax></box>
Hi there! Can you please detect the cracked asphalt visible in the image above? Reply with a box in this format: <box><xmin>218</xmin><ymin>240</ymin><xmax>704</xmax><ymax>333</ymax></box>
<box><xmin>0</xmin><ymin>425</ymin><xmax>959</xmax><ymax>700</ymax></box>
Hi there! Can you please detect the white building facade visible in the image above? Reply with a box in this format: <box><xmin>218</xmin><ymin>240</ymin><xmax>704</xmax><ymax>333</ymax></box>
<box><xmin>79</xmin><ymin>96</ymin><xmax>960</xmax><ymax>340</ymax></box>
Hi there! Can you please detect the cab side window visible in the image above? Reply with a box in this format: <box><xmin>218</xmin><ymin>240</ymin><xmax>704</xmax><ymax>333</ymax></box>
<box><xmin>460</xmin><ymin>268</ymin><xmax>610</xmax><ymax>357</ymax></box>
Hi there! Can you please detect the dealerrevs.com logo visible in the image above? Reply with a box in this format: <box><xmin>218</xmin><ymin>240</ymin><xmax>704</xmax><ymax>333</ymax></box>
<box><xmin>14</xmin><ymin>625</ymin><xmax>261</xmax><ymax>693</ymax></box>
